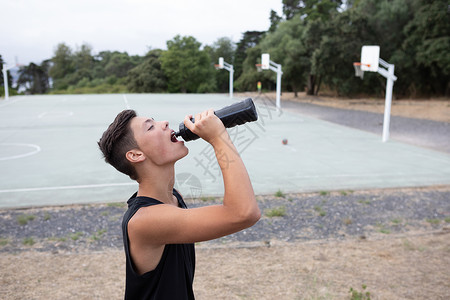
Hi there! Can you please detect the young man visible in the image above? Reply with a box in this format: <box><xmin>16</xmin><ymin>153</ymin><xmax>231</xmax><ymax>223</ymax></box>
<box><xmin>98</xmin><ymin>108</ymin><xmax>260</xmax><ymax>299</ymax></box>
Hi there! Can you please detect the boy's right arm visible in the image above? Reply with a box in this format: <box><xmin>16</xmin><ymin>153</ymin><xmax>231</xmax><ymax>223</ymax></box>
<box><xmin>128</xmin><ymin>109</ymin><xmax>261</xmax><ymax>244</ymax></box>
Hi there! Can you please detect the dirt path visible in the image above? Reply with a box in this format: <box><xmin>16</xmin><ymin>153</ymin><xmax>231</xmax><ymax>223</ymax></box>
<box><xmin>237</xmin><ymin>92</ymin><xmax>450</xmax><ymax>123</ymax></box>
<box><xmin>1</xmin><ymin>231</ymin><xmax>449</xmax><ymax>299</ymax></box>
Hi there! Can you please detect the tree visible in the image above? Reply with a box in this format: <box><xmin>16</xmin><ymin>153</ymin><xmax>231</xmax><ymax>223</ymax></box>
<box><xmin>399</xmin><ymin>0</ymin><xmax>450</xmax><ymax>96</ymax></box>
<box><xmin>234</xmin><ymin>31</ymin><xmax>265</xmax><ymax>79</ymax></box>
<box><xmin>209</xmin><ymin>37</ymin><xmax>236</xmax><ymax>92</ymax></box>
<box><xmin>282</xmin><ymin>0</ymin><xmax>302</xmax><ymax>20</ymax></box>
<box><xmin>282</xmin><ymin>0</ymin><xmax>343</xmax><ymax>20</ymax></box>
<box><xmin>0</xmin><ymin>55</ymin><xmax>13</xmax><ymax>89</ymax></box>
<box><xmin>269</xmin><ymin>10</ymin><xmax>282</xmax><ymax>32</ymax></box>
<box><xmin>311</xmin><ymin>7</ymin><xmax>376</xmax><ymax>96</ymax></box>
<box><xmin>16</xmin><ymin>61</ymin><xmax>50</xmax><ymax>94</ymax></box>
<box><xmin>127</xmin><ymin>49</ymin><xmax>167</xmax><ymax>93</ymax></box>
<box><xmin>259</xmin><ymin>17</ymin><xmax>309</xmax><ymax>97</ymax></box>
<box><xmin>161</xmin><ymin>35</ymin><xmax>215</xmax><ymax>93</ymax></box>
<box><xmin>49</xmin><ymin>43</ymin><xmax>74</xmax><ymax>89</ymax></box>
<box><xmin>72</xmin><ymin>43</ymin><xmax>94</xmax><ymax>81</ymax></box>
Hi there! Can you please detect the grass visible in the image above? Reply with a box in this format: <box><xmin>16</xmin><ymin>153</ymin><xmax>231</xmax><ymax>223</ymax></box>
<box><xmin>314</xmin><ymin>206</ymin><xmax>327</xmax><ymax>217</ymax></box>
<box><xmin>17</xmin><ymin>214</ymin><xmax>36</xmax><ymax>225</ymax></box>
<box><xmin>319</xmin><ymin>191</ymin><xmax>329</xmax><ymax>196</ymax></box>
<box><xmin>0</xmin><ymin>237</ymin><xmax>9</xmax><ymax>246</ymax></box>
<box><xmin>358</xmin><ymin>199</ymin><xmax>371</xmax><ymax>205</ymax></box>
<box><xmin>70</xmin><ymin>232</ymin><xmax>84</xmax><ymax>241</ymax></box>
<box><xmin>23</xmin><ymin>237</ymin><xmax>35</xmax><ymax>246</ymax></box>
<box><xmin>376</xmin><ymin>222</ymin><xmax>391</xmax><ymax>234</ymax></box>
<box><xmin>274</xmin><ymin>189</ymin><xmax>285</xmax><ymax>198</ymax></box>
<box><xmin>106</xmin><ymin>202</ymin><xmax>127</xmax><ymax>208</ymax></box>
<box><xmin>43</xmin><ymin>212</ymin><xmax>51</xmax><ymax>221</ymax></box>
<box><xmin>391</xmin><ymin>218</ymin><xmax>402</xmax><ymax>225</ymax></box>
<box><xmin>340</xmin><ymin>190</ymin><xmax>354</xmax><ymax>196</ymax></box>
<box><xmin>90</xmin><ymin>229</ymin><xmax>107</xmax><ymax>241</ymax></box>
<box><xmin>265</xmin><ymin>206</ymin><xmax>286</xmax><ymax>218</ymax></box>
<box><xmin>349</xmin><ymin>284</ymin><xmax>371</xmax><ymax>300</ymax></box>
<box><xmin>426</xmin><ymin>218</ymin><xmax>441</xmax><ymax>225</ymax></box>
<box><xmin>200</xmin><ymin>196</ymin><xmax>216</xmax><ymax>202</ymax></box>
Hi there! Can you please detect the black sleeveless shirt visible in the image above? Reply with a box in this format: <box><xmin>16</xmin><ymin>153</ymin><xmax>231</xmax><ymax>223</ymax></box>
<box><xmin>122</xmin><ymin>189</ymin><xmax>196</xmax><ymax>299</ymax></box>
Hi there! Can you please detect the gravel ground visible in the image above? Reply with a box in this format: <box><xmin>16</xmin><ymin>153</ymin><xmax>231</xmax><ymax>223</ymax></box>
<box><xmin>1</xmin><ymin>186</ymin><xmax>449</xmax><ymax>253</ymax></box>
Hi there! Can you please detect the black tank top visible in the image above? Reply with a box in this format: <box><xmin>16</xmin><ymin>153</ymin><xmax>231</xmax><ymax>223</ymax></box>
<box><xmin>122</xmin><ymin>189</ymin><xmax>196</xmax><ymax>299</ymax></box>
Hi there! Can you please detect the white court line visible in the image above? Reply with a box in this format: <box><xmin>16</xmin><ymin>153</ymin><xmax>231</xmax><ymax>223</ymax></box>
<box><xmin>123</xmin><ymin>94</ymin><xmax>130</xmax><ymax>109</ymax></box>
<box><xmin>0</xmin><ymin>182</ymin><xmax>136</xmax><ymax>193</ymax></box>
<box><xmin>0</xmin><ymin>143</ymin><xmax>41</xmax><ymax>161</ymax></box>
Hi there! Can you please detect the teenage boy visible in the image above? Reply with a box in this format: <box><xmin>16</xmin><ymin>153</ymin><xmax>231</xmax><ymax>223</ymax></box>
<box><xmin>98</xmin><ymin>108</ymin><xmax>260</xmax><ymax>299</ymax></box>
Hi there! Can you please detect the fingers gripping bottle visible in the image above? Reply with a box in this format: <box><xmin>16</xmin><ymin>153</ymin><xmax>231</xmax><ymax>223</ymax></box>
<box><xmin>174</xmin><ymin>98</ymin><xmax>258</xmax><ymax>142</ymax></box>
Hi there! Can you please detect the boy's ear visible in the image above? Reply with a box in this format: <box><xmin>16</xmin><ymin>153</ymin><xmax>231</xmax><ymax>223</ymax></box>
<box><xmin>126</xmin><ymin>149</ymin><xmax>145</xmax><ymax>163</ymax></box>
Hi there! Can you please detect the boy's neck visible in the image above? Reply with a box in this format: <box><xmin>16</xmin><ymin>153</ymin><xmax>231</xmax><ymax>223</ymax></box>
<box><xmin>137</xmin><ymin>164</ymin><xmax>177</xmax><ymax>205</ymax></box>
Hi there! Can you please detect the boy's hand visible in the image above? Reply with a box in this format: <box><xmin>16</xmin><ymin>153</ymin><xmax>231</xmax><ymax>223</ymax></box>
<box><xmin>184</xmin><ymin>109</ymin><xmax>227</xmax><ymax>145</ymax></box>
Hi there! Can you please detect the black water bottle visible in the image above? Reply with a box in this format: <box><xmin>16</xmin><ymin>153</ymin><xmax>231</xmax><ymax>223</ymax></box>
<box><xmin>174</xmin><ymin>98</ymin><xmax>258</xmax><ymax>141</ymax></box>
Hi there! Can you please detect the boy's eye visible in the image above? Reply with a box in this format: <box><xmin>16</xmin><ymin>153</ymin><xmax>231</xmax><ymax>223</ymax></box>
<box><xmin>148</xmin><ymin>125</ymin><xmax>154</xmax><ymax>131</ymax></box>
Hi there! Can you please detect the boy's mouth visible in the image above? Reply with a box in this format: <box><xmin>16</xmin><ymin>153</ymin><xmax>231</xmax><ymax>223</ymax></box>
<box><xmin>171</xmin><ymin>130</ymin><xmax>179</xmax><ymax>143</ymax></box>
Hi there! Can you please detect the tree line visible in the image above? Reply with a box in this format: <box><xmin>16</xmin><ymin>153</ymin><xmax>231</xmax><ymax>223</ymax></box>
<box><xmin>1</xmin><ymin>0</ymin><xmax>449</xmax><ymax>98</ymax></box>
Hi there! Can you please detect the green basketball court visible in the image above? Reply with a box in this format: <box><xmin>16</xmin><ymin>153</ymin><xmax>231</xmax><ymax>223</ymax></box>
<box><xmin>1</xmin><ymin>94</ymin><xmax>449</xmax><ymax>208</ymax></box>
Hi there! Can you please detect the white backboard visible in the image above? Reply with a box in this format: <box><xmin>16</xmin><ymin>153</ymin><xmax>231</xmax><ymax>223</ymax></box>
<box><xmin>218</xmin><ymin>57</ymin><xmax>224</xmax><ymax>69</ymax></box>
<box><xmin>361</xmin><ymin>46</ymin><xmax>379</xmax><ymax>72</ymax></box>
<box><xmin>261</xmin><ymin>53</ymin><xmax>270</xmax><ymax>70</ymax></box>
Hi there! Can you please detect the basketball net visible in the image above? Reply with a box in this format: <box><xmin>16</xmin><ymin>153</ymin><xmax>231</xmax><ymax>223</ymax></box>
<box><xmin>353</xmin><ymin>62</ymin><xmax>370</xmax><ymax>79</ymax></box>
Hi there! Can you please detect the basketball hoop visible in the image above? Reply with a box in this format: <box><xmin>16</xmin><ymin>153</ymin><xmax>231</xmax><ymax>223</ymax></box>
<box><xmin>255</xmin><ymin>64</ymin><xmax>263</xmax><ymax>72</ymax></box>
<box><xmin>214</xmin><ymin>64</ymin><xmax>221</xmax><ymax>70</ymax></box>
<box><xmin>353</xmin><ymin>62</ymin><xmax>370</xmax><ymax>79</ymax></box>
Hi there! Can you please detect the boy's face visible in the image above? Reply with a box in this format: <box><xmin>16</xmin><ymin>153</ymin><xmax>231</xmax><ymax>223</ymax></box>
<box><xmin>129</xmin><ymin>116</ymin><xmax>188</xmax><ymax>166</ymax></box>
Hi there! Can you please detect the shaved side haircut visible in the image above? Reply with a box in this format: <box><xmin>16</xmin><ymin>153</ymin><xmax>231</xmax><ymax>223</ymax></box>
<box><xmin>98</xmin><ymin>109</ymin><xmax>139</xmax><ymax>180</ymax></box>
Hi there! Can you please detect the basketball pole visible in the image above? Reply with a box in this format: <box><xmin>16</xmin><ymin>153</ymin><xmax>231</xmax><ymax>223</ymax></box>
<box><xmin>377</xmin><ymin>59</ymin><xmax>397</xmax><ymax>143</ymax></box>
<box><xmin>2</xmin><ymin>63</ymin><xmax>11</xmax><ymax>100</ymax></box>
<box><xmin>216</xmin><ymin>58</ymin><xmax>234</xmax><ymax>99</ymax></box>
<box><xmin>261</xmin><ymin>55</ymin><xmax>283</xmax><ymax>110</ymax></box>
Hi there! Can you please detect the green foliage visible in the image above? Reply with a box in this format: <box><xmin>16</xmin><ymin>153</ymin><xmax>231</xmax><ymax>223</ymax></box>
<box><xmin>349</xmin><ymin>284</ymin><xmax>371</xmax><ymax>300</ymax></box>
<box><xmin>314</xmin><ymin>205</ymin><xmax>326</xmax><ymax>217</ymax></box>
<box><xmin>17</xmin><ymin>61</ymin><xmax>50</xmax><ymax>94</ymax></box>
<box><xmin>259</xmin><ymin>17</ymin><xmax>310</xmax><ymax>96</ymax></box>
<box><xmin>161</xmin><ymin>35</ymin><xmax>215</xmax><ymax>93</ymax></box>
<box><xmin>265</xmin><ymin>206</ymin><xmax>287</xmax><ymax>217</ymax></box>
<box><xmin>17</xmin><ymin>214</ymin><xmax>36</xmax><ymax>226</ymax></box>
<box><xmin>70</xmin><ymin>232</ymin><xmax>83</xmax><ymax>241</ymax></box>
<box><xmin>90</xmin><ymin>229</ymin><xmax>107</xmax><ymax>241</ymax></box>
<box><xmin>0</xmin><ymin>237</ymin><xmax>9</xmax><ymax>246</ymax></box>
<box><xmin>127</xmin><ymin>49</ymin><xmax>167</xmax><ymax>92</ymax></box>
<box><xmin>274</xmin><ymin>189</ymin><xmax>286</xmax><ymax>198</ymax></box>
<box><xmin>234</xmin><ymin>31</ymin><xmax>265</xmax><ymax>80</ymax></box>
<box><xmin>209</xmin><ymin>37</ymin><xmax>236</xmax><ymax>92</ymax></box>
<box><xmin>23</xmin><ymin>237</ymin><xmax>35</xmax><ymax>246</ymax></box>
<box><xmin>10</xmin><ymin>0</ymin><xmax>449</xmax><ymax>98</ymax></box>
<box><xmin>0</xmin><ymin>54</ymin><xmax>14</xmax><ymax>89</ymax></box>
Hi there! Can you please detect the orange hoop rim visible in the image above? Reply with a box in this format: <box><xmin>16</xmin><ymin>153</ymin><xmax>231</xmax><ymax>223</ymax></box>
<box><xmin>353</xmin><ymin>62</ymin><xmax>371</xmax><ymax>67</ymax></box>
<box><xmin>255</xmin><ymin>64</ymin><xmax>263</xmax><ymax>72</ymax></box>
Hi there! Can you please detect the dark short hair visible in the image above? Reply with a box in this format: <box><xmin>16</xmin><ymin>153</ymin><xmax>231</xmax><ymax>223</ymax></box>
<box><xmin>98</xmin><ymin>110</ymin><xmax>139</xmax><ymax>180</ymax></box>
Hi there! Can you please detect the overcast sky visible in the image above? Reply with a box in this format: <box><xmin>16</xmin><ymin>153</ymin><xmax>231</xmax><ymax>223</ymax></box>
<box><xmin>1</xmin><ymin>0</ymin><xmax>283</xmax><ymax>66</ymax></box>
